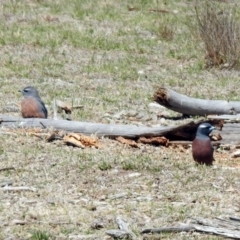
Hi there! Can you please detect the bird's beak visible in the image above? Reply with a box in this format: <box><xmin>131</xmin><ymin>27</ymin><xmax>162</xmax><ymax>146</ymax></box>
<box><xmin>18</xmin><ymin>89</ymin><xmax>23</xmax><ymax>93</ymax></box>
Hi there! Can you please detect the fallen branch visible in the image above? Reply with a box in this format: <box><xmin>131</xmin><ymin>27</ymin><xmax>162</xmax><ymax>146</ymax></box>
<box><xmin>141</xmin><ymin>216</ymin><xmax>240</xmax><ymax>239</ymax></box>
<box><xmin>154</xmin><ymin>87</ymin><xmax>240</xmax><ymax>116</ymax></box>
<box><xmin>116</xmin><ymin>216</ymin><xmax>137</xmax><ymax>240</ymax></box>
<box><xmin>106</xmin><ymin>216</ymin><xmax>137</xmax><ymax>239</ymax></box>
<box><xmin>0</xmin><ymin>115</ymin><xmax>213</xmax><ymax>140</ymax></box>
<box><xmin>141</xmin><ymin>225</ymin><xmax>194</xmax><ymax>234</ymax></box>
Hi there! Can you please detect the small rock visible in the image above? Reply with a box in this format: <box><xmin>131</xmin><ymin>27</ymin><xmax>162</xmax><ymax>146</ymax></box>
<box><xmin>126</xmin><ymin>110</ymin><xmax>138</xmax><ymax>117</ymax></box>
<box><xmin>128</xmin><ymin>172</ymin><xmax>141</xmax><ymax>178</ymax></box>
<box><xmin>221</xmin><ymin>145</ymin><xmax>231</xmax><ymax>150</ymax></box>
<box><xmin>11</xmin><ymin>219</ymin><xmax>27</xmax><ymax>225</ymax></box>
<box><xmin>231</xmin><ymin>150</ymin><xmax>240</xmax><ymax>158</ymax></box>
<box><xmin>106</xmin><ymin>230</ymin><xmax>129</xmax><ymax>239</ymax></box>
<box><xmin>159</xmin><ymin>118</ymin><xmax>166</xmax><ymax>124</ymax></box>
<box><xmin>91</xmin><ymin>219</ymin><xmax>105</xmax><ymax>229</ymax></box>
<box><xmin>113</xmin><ymin>114</ymin><xmax>122</xmax><ymax>120</ymax></box>
<box><xmin>136</xmin><ymin>112</ymin><xmax>145</xmax><ymax>119</ymax></box>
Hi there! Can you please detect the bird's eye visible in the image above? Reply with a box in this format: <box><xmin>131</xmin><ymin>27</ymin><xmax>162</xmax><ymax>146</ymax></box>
<box><xmin>23</xmin><ymin>89</ymin><xmax>29</xmax><ymax>92</ymax></box>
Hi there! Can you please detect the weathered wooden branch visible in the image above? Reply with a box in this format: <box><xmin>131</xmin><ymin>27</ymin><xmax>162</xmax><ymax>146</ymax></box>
<box><xmin>154</xmin><ymin>87</ymin><xmax>240</xmax><ymax>116</ymax></box>
<box><xmin>116</xmin><ymin>216</ymin><xmax>137</xmax><ymax>240</ymax></box>
<box><xmin>1</xmin><ymin>115</ymin><xmax>239</xmax><ymax>144</ymax></box>
<box><xmin>0</xmin><ymin>115</ymin><xmax>211</xmax><ymax>140</ymax></box>
<box><xmin>106</xmin><ymin>216</ymin><xmax>136</xmax><ymax>239</ymax></box>
<box><xmin>141</xmin><ymin>217</ymin><xmax>240</xmax><ymax>239</ymax></box>
<box><xmin>141</xmin><ymin>225</ymin><xmax>194</xmax><ymax>234</ymax></box>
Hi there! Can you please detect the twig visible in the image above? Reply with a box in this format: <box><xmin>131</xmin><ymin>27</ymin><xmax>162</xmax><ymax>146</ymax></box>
<box><xmin>141</xmin><ymin>225</ymin><xmax>194</xmax><ymax>234</ymax></box>
<box><xmin>53</xmin><ymin>98</ymin><xmax>58</xmax><ymax>120</ymax></box>
<box><xmin>40</xmin><ymin>121</ymin><xmax>46</xmax><ymax>129</ymax></box>
<box><xmin>1</xmin><ymin>186</ymin><xmax>36</xmax><ymax>192</ymax></box>
<box><xmin>0</xmin><ymin>167</ymin><xmax>15</xmax><ymax>172</ymax></box>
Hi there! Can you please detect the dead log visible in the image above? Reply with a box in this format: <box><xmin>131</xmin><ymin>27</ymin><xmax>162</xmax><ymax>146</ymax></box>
<box><xmin>154</xmin><ymin>87</ymin><xmax>240</xmax><ymax>116</ymax></box>
<box><xmin>0</xmin><ymin>115</ymin><xmax>214</xmax><ymax>140</ymax></box>
<box><xmin>2</xmin><ymin>115</ymin><xmax>240</xmax><ymax>144</ymax></box>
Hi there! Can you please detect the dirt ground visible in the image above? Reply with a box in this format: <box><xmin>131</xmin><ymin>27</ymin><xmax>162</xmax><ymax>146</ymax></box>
<box><xmin>0</xmin><ymin>0</ymin><xmax>240</xmax><ymax>239</ymax></box>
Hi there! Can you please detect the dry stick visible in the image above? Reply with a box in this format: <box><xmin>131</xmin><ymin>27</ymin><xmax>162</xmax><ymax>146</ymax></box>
<box><xmin>154</xmin><ymin>87</ymin><xmax>240</xmax><ymax>116</ymax></box>
<box><xmin>0</xmin><ymin>167</ymin><xmax>15</xmax><ymax>171</ymax></box>
<box><xmin>116</xmin><ymin>216</ymin><xmax>137</xmax><ymax>240</ymax></box>
<box><xmin>53</xmin><ymin>98</ymin><xmax>57</xmax><ymax>120</ymax></box>
<box><xmin>141</xmin><ymin>225</ymin><xmax>195</xmax><ymax>234</ymax></box>
<box><xmin>141</xmin><ymin>225</ymin><xmax>240</xmax><ymax>239</ymax></box>
<box><xmin>142</xmin><ymin>217</ymin><xmax>240</xmax><ymax>239</ymax></box>
<box><xmin>1</xmin><ymin>186</ymin><xmax>36</xmax><ymax>192</ymax></box>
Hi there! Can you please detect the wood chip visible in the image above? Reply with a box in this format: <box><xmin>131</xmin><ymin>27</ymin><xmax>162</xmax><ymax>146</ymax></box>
<box><xmin>116</xmin><ymin>136</ymin><xmax>138</xmax><ymax>148</ymax></box>
<box><xmin>210</xmin><ymin>133</ymin><xmax>222</xmax><ymax>141</ymax></box>
<box><xmin>231</xmin><ymin>150</ymin><xmax>240</xmax><ymax>158</ymax></box>
<box><xmin>63</xmin><ymin>133</ymin><xmax>99</xmax><ymax>148</ymax></box>
<box><xmin>138</xmin><ymin>136</ymin><xmax>169</xmax><ymax>146</ymax></box>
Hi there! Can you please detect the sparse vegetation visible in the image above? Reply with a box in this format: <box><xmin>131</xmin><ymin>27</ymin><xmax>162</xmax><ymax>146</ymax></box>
<box><xmin>195</xmin><ymin>1</ymin><xmax>240</xmax><ymax>69</ymax></box>
<box><xmin>31</xmin><ymin>230</ymin><xmax>51</xmax><ymax>240</ymax></box>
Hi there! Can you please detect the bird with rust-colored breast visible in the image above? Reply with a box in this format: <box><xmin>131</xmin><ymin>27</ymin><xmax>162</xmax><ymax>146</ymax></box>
<box><xmin>19</xmin><ymin>86</ymin><xmax>48</xmax><ymax>119</ymax></box>
<box><xmin>192</xmin><ymin>123</ymin><xmax>215</xmax><ymax>165</ymax></box>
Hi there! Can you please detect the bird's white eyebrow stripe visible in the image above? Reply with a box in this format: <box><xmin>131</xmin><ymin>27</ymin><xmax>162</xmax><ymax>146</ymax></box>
<box><xmin>199</xmin><ymin>125</ymin><xmax>207</xmax><ymax>128</ymax></box>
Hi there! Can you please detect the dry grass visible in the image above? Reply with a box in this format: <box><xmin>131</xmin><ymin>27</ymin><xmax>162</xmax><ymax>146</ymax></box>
<box><xmin>0</xmin><ymin>0</ymin><xmax>240</xmax><ymax>239</ymax></box>
<box><xmin>195</xmin><ymin>1</ymin><xmax>240</xmax><ymax>69</ymax></box>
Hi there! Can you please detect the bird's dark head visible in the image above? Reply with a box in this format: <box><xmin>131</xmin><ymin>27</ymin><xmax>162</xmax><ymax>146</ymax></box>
<box><xmin>19</xmin><ymin>86</ymin><xmax>40</xmax><ymax>98</ymax></box>
<box><xmin>196</xmin><ymin>123</ymin><xmax>215</xmax><ymax>137</ymax></box>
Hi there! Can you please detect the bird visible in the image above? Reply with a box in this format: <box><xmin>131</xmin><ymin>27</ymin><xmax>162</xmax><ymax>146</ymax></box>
<box><xmin>192</xmin><ymin>123</ymin><xmax>215</xmax><ymax>165</ymax></box>
<box><xmin>19</xmin><ymin>86</ymin><xmax>48</xmax><ymax>118</ymax></box>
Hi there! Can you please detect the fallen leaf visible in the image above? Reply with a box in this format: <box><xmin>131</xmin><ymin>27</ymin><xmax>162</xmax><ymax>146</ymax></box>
<box><xmin>210</xmin><ymin>133</ymin><xmax>222</xmax><ymax>141</ymax></box>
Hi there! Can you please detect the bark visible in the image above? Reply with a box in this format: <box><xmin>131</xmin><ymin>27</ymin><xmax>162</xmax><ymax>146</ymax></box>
<box><xmin>154</xmin><ymin>87</ymin><xmax>240</xmax><ymax>116</ymax></box>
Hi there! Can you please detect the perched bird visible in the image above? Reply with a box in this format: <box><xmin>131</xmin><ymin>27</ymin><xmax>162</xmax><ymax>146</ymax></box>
<box><xmin>192</xmin><ymin>123</ymin><xmax>215</xmax><ymax>165</ymax></box>
<box><xmin>19</xmin><ymin>86</ymin><xmax>48</xmax><ymax>118</ymax></box>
